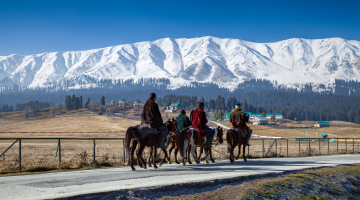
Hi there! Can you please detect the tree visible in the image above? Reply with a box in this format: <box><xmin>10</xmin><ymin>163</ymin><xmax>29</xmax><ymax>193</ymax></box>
<box><xmin>271</xmin><ymin>114</ymin><xmax>276</xmax><ymax>122</ymax></box>
<box><xmin>85</xmin><ymin>97</ymin><xmax>90</xmax><ymax>108</ymax></box>
<box><xmin>65</xmin><ymin>95</ymin><xmax>72</xmax><ymax>110</ymax></box>
<box><xmin>214</xmin><ymin>110</ymin><xmax>224</xmax><ymax>120</ymax></box>
<box><xmin>23</xmin><ymin>106</ymin><xmax>29</xmax><ymax>120</ymax></box>
<box><xmin>80</xmin><ymin>96</ymin><xmax>83</xmax><ymax>108</ymax></box>
<box><xmin>189</xmin><ymin>103</ymin><xmax>195</xmax><ymax>111</ymax></box>
<box><xmin>101</xmin><ymin>96</ymin><xmax>105</xmax><ymax>105</ymax></box>
<box><xmin>261</xmin><ymin>112</ymin><xmax>267</xmax><ymax>117</ymax></box>
<box><xmin>208</xmin><ymin>99</ymin><xmax>216</xmax><ymax>111</ymax></box>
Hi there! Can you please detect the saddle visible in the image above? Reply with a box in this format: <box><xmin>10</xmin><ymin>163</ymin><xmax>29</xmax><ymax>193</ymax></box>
<box><xmin>134</xmin><ymin>124</ymin><xmax>158</xmax><ymax>139</ymax></box>
<box><xmin>233</xmin><ymin>128</ymin><xmax>247</xmax><ymax>138</ymax></box>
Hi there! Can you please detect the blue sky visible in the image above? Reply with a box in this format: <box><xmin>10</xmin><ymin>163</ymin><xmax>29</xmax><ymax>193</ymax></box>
<box><xmin>1</xmin><ymin>0</ymin><xmax>359</xmax><ymax>56</ymax></box>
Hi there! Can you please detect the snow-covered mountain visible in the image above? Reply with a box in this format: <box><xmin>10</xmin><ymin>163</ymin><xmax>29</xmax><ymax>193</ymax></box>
<box><xmin>1</xmin><ymin>36</ymin><xmax>360</xmax><ymax>90</ymax></box>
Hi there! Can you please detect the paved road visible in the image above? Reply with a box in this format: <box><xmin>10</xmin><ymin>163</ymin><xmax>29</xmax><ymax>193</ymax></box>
<box><xmin>1</xmin><ymin>155</ymin><xmax>360</xmax><ymax>200</ymax></box>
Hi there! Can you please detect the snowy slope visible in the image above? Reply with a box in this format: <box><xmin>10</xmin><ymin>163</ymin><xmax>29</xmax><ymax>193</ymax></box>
<box><xmin>1</xmin><ymin>36</ymin><xmax>360</xmax><ymax>89</ymax></box>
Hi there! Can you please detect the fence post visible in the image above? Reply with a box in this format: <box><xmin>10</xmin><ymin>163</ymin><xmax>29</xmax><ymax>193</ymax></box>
<box><xmin>275</xmin><ymin>139</ymin><xmax>277</xmax><ymax>157</ymax></box>
<box><xmin>93</xmin><ymin>139</ymin><xmax>96</xmax><ymax>164</ymax></box>
<box><xmin>58</xmin><ymin>139</ymin><xmax>61</xmax><ymax>169</ymax></box>
<box><xmin>308</xmin><ymin>138</ymin><xmax>311</xmax><ymax>156</ymax></box>
<box><xmin>262</xmin><ymin>139</ymin><xmax>264</xmax><ymax>158</ymax></box>
<box><xmin>286</xmin><ymin>139</ymin><xmax>288</xmax><ymax>157</ymax></box>
<box><xmin>319</xmin><ymin>138</ymin><xmax>321</xmax><ymax>155</ymax></box>
<box><xmin>19</xmin><ymin>139</ymin><xmax>21</xmax><ymax>172</ymax></box>
<box><xmin>328</xmin><ymin>139</ymin><xmax>329</xmax><ymax>155</ymax></box>
<box><xmin>123</xmin><ymin>139</ymin><xmax>125</xmax><ymax>165</ymax></box>
<box><xmin>337</xmin><ymin>138</ymin><xmax>339</xmax><ymax>154</ymax></box>
<box><xmin>353</xmin><ymin>138</ymin><xmax>355</xmax><ymax>154</ymax></box>
<box><xmin>299</xmin><ymin>139</ymin><xmax>301</xmax><ymax>157</ymax></box>
<box><xmin>345</xmin><ymin>139</ymin><xmax>347</xmax><ymax>154</ymax></box>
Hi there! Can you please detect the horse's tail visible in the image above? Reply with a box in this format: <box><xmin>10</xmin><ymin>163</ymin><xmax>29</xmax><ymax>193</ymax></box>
<box><xmin>124</xmin><ymin>127</ymin><xmax>136</xmax><ymax>161</ymax></box>
<box><xmin>179</xmin><ymin>128</ymin><xmax>187</xmax><ymax>157</ymax></box>
<box><xmin>226</xmin><ymin>129</ymin><xmax>233</xmax><ymax>153</ymax></box>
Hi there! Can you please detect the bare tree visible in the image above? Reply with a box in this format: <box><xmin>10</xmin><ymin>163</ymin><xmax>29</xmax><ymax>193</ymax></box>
<box><xmin>50</xmin><ymin>104</ymin><xmax>60</xmax><ymax>117</ymax></box>
<box><xmin>23</xmin><ymin>107</ymin><xmax>29</xmax><ymax>120</ymax></box>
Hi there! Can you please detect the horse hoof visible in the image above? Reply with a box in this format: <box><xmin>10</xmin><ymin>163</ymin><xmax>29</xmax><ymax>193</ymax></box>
<box><xmin>176</xmin><ymin>161</ymin><xmax>180</xmax><ymax>164</ymax></box>
<box><xmin>160</xmin><ymin>162</ymin><xmax>164</xmax><ymax>166</ymax></box>
<box><xmin>196</xmin><ymin>161</ymin><xmax>200</xmax><ymax>164</ymax></box>
<box><xmin>244</xmin><ymin>159</ymin><xmax>247</xmax><ymax>162</ymax></box>
<box><xmin>131</xmin><ymin>167</ymin><xmax>136</xmax><ymax>171</ymax></box>
<box><xmin>154</xmin><ymin>166</ymin><xmax>158</xmax><ymax>169</ymax></box>
<box><xmin>206</xmin><ymin>161</ymin><xmax>209</xmax><ymax>164</ymax></box>
<box><xmin>183</xmin><ymin>163</ymin><xmax>186</xmax><ymax>166</ymax></box>
<box><xmin>189</xmin><ymin>161</ymin><xmax>192</xmax><ymax>164</ymax></box>
<box><xmin>168</xmin><ymin>161</ymin><xmax>171</xmax><ymax>164</ymax></box>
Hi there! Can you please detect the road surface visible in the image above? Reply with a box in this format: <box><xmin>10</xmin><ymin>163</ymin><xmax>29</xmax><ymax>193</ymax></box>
<box><xmin>1</xmin><ymin>155</ymin><xmax>360</xmax><ymax>200</ymax></box>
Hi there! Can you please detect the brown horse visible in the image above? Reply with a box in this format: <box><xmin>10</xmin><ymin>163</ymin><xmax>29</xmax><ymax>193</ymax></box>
<box><xmin>124</xmin><ymin>125</ymin><xmax>176</xmax><ymax>171</ymax></box>
<box><xmin>146</xmin><ymin>119</ymin><xmax>174</xmax><ymax>167</ymax></box>
<box><xmin>179</xmin><ymin>127</ymin><xmax>223</xmax><ymax>165</ymax></box>
<box><xmin>226</xmin><ymin>129</ymin><xmax>247</xmax><ymax>163</ymax></box>
<box><xmin>197</xmin><ymin>127</ymin><xmax>224</xmax><ymax>163</ymax></box>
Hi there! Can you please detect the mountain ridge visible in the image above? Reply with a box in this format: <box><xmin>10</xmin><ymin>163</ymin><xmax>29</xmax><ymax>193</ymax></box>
<box><xmin>1</xmin><ymin>36</ymin><xmax>360</xmax><ymax>90</ymax></box>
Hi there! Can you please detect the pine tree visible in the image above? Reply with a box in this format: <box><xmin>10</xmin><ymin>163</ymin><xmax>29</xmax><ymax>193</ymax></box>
<box><xmin>65</xmin><ymin>95</ymin><xmax>72</xmax><ymax>110</ymax></box>
<box><xmin>101</xmin><ymin>96</ymin><xmax>105</xmax><ymax>105</ymax></box>
<box><xmin>80</xmin><ymin>96</ymin><xmax>83</xmax><ymax>108</ymax></box>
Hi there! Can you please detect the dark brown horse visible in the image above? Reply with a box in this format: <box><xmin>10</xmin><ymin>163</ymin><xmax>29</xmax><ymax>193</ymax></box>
<box><xmin>226</xmin><ymin>129</ymin><xmax>247</xmax><ymax>163</ymax></box>
<box><xmin>179</xmin><ymin>127</ymin><xmax>224</xmax><ymax>165</ymax></box>
<box><xmin>197</xmin><ymin>127</ymin><xmax>224</xmax><ymax>163</ymax></box>
<box><xmin>124</xmin><ymin>124</ymin><xmax>176</xmax><ymax>171</ymax></box>
<box><xmin>146</xmin><ymin>119</ymin><xmax>174</xmax><ymax>167</ymax></box>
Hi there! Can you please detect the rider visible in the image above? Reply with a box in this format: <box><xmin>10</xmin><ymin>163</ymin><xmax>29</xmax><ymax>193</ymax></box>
<box><xmin>190</xmin><ymin>102</ymin><xmax>215</xmax><ymax>148</ymax></box>
<box><xmin>176</xmin><ymin>110</ymin><xmax>191</xmax><ymax>131</ymax></box>
<box><xmin>229</xmin><ymin>103</ymin><xmax>252</xmax><ymax>146</ymax></box>
<box><xmin>141</xmin><ymin>93</ymin><xmax>168</xmax><ymax>149</ymax></box>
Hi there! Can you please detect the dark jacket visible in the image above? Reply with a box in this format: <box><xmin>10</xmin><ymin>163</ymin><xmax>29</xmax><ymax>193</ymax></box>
<box><xmin>230</xmin><ymin>108</ymin><xmax>250</xmax><ymax>134</ymax></box>
<box><xmin>191</xmin><ymin>108</ymin><xmax>208</xmax><ymax>131</ymax></box>
<box><xmin>141</xmin><ymin>99</ymin><xmax>163</xmax><ymax>128</ymax></box>
<box><xmin>176</xmin><ymin>113</ymin><xmax>191</xmax><ymax>131</ymax></box>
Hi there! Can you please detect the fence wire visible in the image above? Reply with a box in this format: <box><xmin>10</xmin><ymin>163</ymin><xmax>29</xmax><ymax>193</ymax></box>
<box><xmin>0</xmin><ymin>136</ymin><xmax>359</xmax><ymax>173</ymax></box>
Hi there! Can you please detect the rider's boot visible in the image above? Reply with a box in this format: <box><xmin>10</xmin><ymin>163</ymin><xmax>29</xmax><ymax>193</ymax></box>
<box><xmin>159</xmin><ymin>135</ymin><xmax>167</xmax><ymax>149</ymax></box>
<box><xmin>245</xmin><ymin>137</ymin><xmax>251</xmax><ymax>146</ymax></box>
<box><xmin>205</xmin><ymin>136</ymin><xmax>212</xmax><ymax>148</ymax></box>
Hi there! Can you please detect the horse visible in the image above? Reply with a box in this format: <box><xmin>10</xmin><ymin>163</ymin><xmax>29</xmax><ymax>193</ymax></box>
<box><xmin>197</xmin><ymin>127</ymin><xmax>224</xmax><ymax>163</ymax></box>
<box><xmin>226</xmin><ymin>129</ymin><xmax>248</xmax><ymax>163</ymax></box>
<box><xmin>167</xmin><ymin>118</ymin><xmax>183</xmax><ymax>164</ymax></box>
<box><xmin>179</xmin><ymin>126</ymin><xmax>223</xmax><ymax>165</ymax></box>
<box><xmin>124</xmin><ymin>124</ymin><xmax>176</xmax><ymax>171</ymax></box>
<box><xmin>146</xmin><ymin>119</ymin><xmax>174</xmax><ymax>167</ymax></box>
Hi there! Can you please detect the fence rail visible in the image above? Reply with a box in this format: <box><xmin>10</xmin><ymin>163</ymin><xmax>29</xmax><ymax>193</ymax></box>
<box><xmin>0</xmin><ymin>137</ymin><xmax>359</xmax><ymax>173</ymax></box>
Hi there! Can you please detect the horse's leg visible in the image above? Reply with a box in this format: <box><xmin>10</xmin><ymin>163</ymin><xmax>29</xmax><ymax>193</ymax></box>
<box><xmin>130</xmin><ymin>140</ymin><xmax>137</xmax><ymax>171</ymax></box>
<box><xmin>236</xmin><ymin>142</ymin><xmax>241</xmax><ymax>159</ymax></box>
<box><xmin>147</xmin><ymin>147</ymin><xmax>153</xmax><ymax>167</ymax></box>
<box><xmin>137</xmin><ymin>142</ymin><xmax>147</xmax><ymax>169</ymax></box>
<box><xmin>174</xmin><ymin>146</ymin><xmax>180</xmax><ymax>164</ymax></box>
<box><xmin>160</xmin><ymin>148</ymin><xmax>167</xmax><ymax>166</ymax></box>
<box><xmin>190</xmin><ymin>136</ymin><xmax>199</xmax><ymax>164</ymax></box>
<box><xmin>182</xmin><ymin>139</ymin><xmax>189</xmax><ymax>166</ymax></box>
<box><xmin>243</xmin><ymin>143</ymin><xmax>247</xmax><ymax>162</ymax></box>
<box><xmin>198</xmin><ymin>147</ymin><xmax>203</xmax><ymax>161</ymax></box>
<box><xmin>209</xmin><ymin>148</ymin><xmax>215</xmax><ymax>163</ymax></box>
<box><xmin>153</xmin><ymin>147</ymin><xmax>158</xmax><ymax>169</ymax></box>
<box><xmin>168</xmin><ymin>142</ymin><xmax>175</xmax><ymax>164</ymax></box>
<box><xmin>187</xmin><ymin>145</ymin><xmax>192</xmax><ymax>164</ymax></box>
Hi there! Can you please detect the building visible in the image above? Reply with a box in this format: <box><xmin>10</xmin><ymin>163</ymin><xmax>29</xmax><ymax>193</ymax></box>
<box><xmin>166</xmin><ymin>103</ymin><xmax>185</xmax><ymax>112</ymax></box>
<box><xmin>245</xmin><ymin>112</ymin><xmax>283</xmax><ymax>119</ymax></box>
<box><xmin>251</xmin><ymin>116</ymin><xmax>268</xmax><ymax>125</ymax></box>
<box><xmin>314</xmin><ymin>122</ymin><xmax>330</xmax><ymax>128</ymax></box>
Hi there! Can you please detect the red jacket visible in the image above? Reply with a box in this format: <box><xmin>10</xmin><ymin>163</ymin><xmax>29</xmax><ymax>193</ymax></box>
<box><xmin>191</xmin><ymin>108</ymin><xmax>208</xmax><ymax>133</ymax></box>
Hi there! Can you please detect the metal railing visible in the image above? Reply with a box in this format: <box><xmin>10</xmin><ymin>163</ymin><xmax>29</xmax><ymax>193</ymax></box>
<box><xmin>0</xmin><ymin>137</ymin><xmax>359</xmax><ymax>173</ymax></box>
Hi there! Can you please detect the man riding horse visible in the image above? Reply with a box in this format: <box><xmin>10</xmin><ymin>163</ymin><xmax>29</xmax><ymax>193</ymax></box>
<box><xmin>141</xmin><ymin>93</ymin><xmax>168</xmax><ymax>149</ymax></box>
<box><xmin>229</xmin><ymin>103</ymin><xmax>252</xmax><ymax>146</ymax></box>
<box><xmin>176</xmin><ymin>110</ymin><xmax>191</xmax><ymax>131</ymax></box>
<box><xmin>190</xmin><ymin>102</ymin><xmax>214</xmax><ymax>148</ymax></box>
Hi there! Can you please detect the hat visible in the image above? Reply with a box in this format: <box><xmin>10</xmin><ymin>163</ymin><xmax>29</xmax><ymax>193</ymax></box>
<box><xmin>181</xmin><ymin>110</ymin><xmax>186</xmax><ymax>114</ymax></box>
<box><xmin>235</xmin><ymin>103</ymin><xmax>241</xmax><ymax>108</ymax></box>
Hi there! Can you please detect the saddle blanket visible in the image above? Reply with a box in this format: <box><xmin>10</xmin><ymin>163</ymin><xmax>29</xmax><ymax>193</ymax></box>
<box><xmin>134</xmin><ymin>124</ymin><xmax>158</xmax><ymax>138</ymax></box>
<box><xmin>234</xmin><ymin>128</ymin><xmax>247</xmax><ymax>138</ymax></box>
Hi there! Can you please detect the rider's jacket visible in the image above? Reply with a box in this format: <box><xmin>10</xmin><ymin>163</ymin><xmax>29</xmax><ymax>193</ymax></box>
<box><xmin>230</xmin><ymin>108</ymin><xmax>251</xmax><ymax>134</ymax></box>
<box><xmin>141</xmin><ymin>99</ymin><xmax>163</xmax><ymax>128</ymax></box>
<box><xmin>176</xmin><ymin>113</ymin><xmax>191</xmax><ymax>131</ymax></box>
<box><xmin>191</xmin><ymin>108</ymin><xmax>208</xmax><ymax>132</ymax></box>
